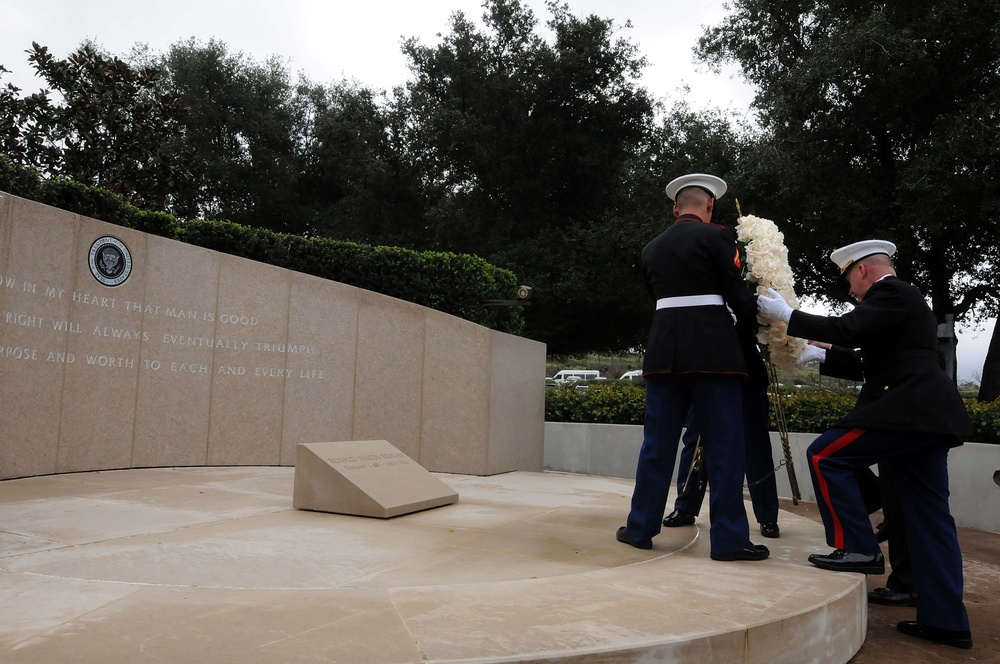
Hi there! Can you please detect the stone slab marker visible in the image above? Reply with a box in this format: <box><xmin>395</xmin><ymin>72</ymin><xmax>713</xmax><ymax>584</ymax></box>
<box><xmin>293</xmin><ymin>440</ymin><xmax>458</xmax><ymax>518</ymax></box>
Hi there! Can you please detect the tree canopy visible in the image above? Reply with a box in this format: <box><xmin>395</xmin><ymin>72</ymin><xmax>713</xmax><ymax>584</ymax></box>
<box><xmin>140</xmin><ymin>38</ymin><xmax>311</xmax><ymax>233</ymax></box>
<box><xmin>1</xmin><ymin>42</ymin><xmax>193</xmax><ymax>209</ymax></box>
<box><xmin>397</xmin><ymin>0</ymin><xmax>744</xmax><ymax>352</ymax></box>
<box><xmin>698</xmin><ymin>0</ymin><xmax>1000</xmax><ymax>327</ymax></box>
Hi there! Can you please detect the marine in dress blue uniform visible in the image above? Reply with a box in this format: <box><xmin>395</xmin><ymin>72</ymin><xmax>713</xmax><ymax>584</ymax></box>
<box><xmin>758</xmin><ymin>240</ymin><xmax>973</xmax><ymax>649</ymax></box>
<box><xmin>616</xmin><ymin>174</ymin><xmax>767</xmax><ymax>561</ymax></box>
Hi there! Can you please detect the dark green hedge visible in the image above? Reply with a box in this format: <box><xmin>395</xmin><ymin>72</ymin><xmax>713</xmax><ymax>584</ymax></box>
<box><xmin>545</xmin><ymin>383</ymin><xmax>1000</xmax><ymax>443</ymax></box>
<box><xmin>965</xmin><ymin>399</ymin><xmax>1000</xmax><ymax>446</ymax></box>
<box><xmin>772</xmin><ymin>391</ymin><xmax>857</xmax><ymax>433</ymax></box>
<box><xmin>545</xmin><ymin>382</ymin><xmax>646</xmax><ymax>425</ymax></box>
<box><xmin>0</xmin><ymin>157</ymin><xmax>522</xmax><ymax>334</ymax></box>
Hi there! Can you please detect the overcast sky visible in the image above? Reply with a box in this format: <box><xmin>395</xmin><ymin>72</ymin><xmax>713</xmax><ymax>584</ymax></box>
<box><xmin>0</xmin><ymin>0</ymin><xmax>757</xmax><ymax>110</ymax></box>
<box><xmin>1</xmin><ymin>0</ymin><xmax>994</xmax><ymax>380</ymax></box>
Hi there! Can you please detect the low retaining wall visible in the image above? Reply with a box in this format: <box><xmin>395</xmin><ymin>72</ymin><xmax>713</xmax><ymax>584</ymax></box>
<box><xmin>544</xmin><ymin>421</ymin><xmax>1000</xmax><ymax>533</ymax></box>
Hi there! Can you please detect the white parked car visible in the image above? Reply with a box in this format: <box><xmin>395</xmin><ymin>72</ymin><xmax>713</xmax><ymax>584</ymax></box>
<box><xmin>619</xmin><ymin>370</ymin><xmax>643</xmax><ymax>381</ymax></box>
<box><xmin>552</xmin><ymin>369</ymin><xmax>603</xmax><ymax>384</ymax></box>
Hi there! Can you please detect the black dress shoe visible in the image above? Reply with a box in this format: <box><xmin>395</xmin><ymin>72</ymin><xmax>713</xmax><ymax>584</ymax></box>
<box><xmin>759</xmin><ymin>521</ymin><xmax>780</xmax><ymax>538</ymax></box>
<box><xmin>868</xmin><ymin>587</ymin><xmax>917</xmax><ymax>607</ymax></box>
<box><xmin>662</xmin><ymin>510</ymin><xmax>696</xmax><ymax>527</ymax></box>
<box><xmin>711</xmin><ymin>542</ymin><xmax>769</xmax><ymax>561</ymax></box>
<box><xmin>897</xmin><ymin>620</ymin><xmax>972</xmax><ymax>649</ymax></box>
<box><xmin>616</xmin><ymin>526</ymin><xmax>652</xmax><ymax>550</ymax></box>
<box><xmin>807</xmin><ymin>549</ymin><xmax>884</xmax><ymax>574</ymax></box>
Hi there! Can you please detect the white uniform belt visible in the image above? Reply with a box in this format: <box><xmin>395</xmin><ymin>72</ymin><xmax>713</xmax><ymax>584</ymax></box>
<box><xmin>656</xmin><ymin>294</ymin><xmax>725</xmax><ymax>309</ymax></box>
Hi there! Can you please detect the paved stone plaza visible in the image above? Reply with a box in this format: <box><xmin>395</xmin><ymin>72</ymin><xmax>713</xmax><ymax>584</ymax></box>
<box><xmin>1</xmin><ymin>468</ymin><xmax>865</xmax><ymax>663</ymax></box>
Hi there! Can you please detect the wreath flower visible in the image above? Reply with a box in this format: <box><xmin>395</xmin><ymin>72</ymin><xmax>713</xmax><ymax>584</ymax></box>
<box><xmin>735</xmin><ymin>213</ymin><xmax>807</xmax><ymax>372</ymax></box>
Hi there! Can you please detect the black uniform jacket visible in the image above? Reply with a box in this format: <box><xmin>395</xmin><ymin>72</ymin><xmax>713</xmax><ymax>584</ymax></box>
<box><xmin>787</xmin><ymin>276</ymin><xmax>971</xmax><ymax>443</ymax></box>
<box><xmin>640</xmin><ymin>214</ymin><xmax>757</xmax><ymax>376</ymax></box>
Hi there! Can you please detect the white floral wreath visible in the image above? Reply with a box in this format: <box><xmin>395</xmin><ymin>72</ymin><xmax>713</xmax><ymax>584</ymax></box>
<box><xmin>735</xmin><ymin>213</ymin><xmax>807</xmax><ymax>372</ymax></box>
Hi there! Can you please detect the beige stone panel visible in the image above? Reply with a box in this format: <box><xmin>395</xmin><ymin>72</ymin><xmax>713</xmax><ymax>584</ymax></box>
<box><xmin>419</xmin><ymin>310</ymin><xmax>491</xmax><ymax>473</ymax></box>
<box><xmin>279</xmin><ymin>274</ymin><xmax>359</xmax><ymax>465</ymax></box>
<box><xmin>132</xmin><ymin>236</ymin><xmax>219</xmax><ymax>467</ymax></box>
<box><xmin>1</xmin><ymin>196</ymin><xmax>81</xmax><ymax>288</ymax></box>
<box><xmin>0</xmin><ymin>197</ymin><xmax>9</xmax><ymax>315</ymax></box>
<box><xmin>0</xmin><ymin>330</ymin><xmax>64</xmax><ymax>479</ymax></box>
<box><xmin>352</xmin><ymin>291</ymin><xmax>425</xmax><ymax>460</ymax></box>
<box><xmin>58</xmin><ymin>219</ymin><xmax>148</xmax><ymax>473</ymax></box>
<box><xmin>0</xmin><ymin>197</ymin><xmax>81</xmax><ymax>478</ymax></box>
<box><xmin>207</xmin><ymin>255</ymin><xmax>290</xmax><ymax>465</ymax></box>
<box><xmin>487</xmin><ymin>331</ymin><xmax>546</xmax><ymax>474</ymax></box>
<box><xmin>0</xmin><ymin>192</ymin><xmax>11</xmax><ymax>261</ymax></box>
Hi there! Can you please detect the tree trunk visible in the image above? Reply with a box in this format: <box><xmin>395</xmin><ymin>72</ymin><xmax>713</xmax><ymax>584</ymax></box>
<box><xmin>977</xmin><ymin>319</ymin><xmax>1000</xmax><ymax>402</ymax></box>
<box><xmin>937</xmin><ymin>315</ymin><xmax>957</xmax><ymax>383</ymax></box>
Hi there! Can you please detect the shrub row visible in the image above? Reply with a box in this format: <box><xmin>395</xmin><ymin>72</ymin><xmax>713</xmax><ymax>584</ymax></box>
<box><xmin>545</xmin><ymin>381</ymin><xmax>646</xmax><ymax>425</ymax></box>
<box><xmin>545</xmin><ymin>382</ymin><xmax>1000</xmax><ymax>444</ymax></box>
<box><xmin>0</xmin><ymin>158</ymin><xmax>523</xmax><ymax>334</ymax></box>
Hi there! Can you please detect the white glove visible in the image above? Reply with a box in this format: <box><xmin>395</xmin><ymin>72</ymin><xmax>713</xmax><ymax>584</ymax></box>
<box><xmin>795</xmin><ymin>344</ymin><xmax>827</xmax><ymax>366</ymax></box>
<box><xmin>757</xmin><ymin>287</ymin><xmax>793</xmax><ymax>323</ymax></box>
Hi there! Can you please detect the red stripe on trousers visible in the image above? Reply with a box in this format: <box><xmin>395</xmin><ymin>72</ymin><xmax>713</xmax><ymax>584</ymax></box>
<box><xmin>811</xmin><ymin>428</ymin><xmax>866</xmax><ymax>550</ymax></box>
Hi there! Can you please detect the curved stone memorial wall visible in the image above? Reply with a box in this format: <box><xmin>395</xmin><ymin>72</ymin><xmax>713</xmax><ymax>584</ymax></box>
<box><xmin>0</xmin><ymin>192</ymin><xmax>545</xmax><ymax>480</ymax></box>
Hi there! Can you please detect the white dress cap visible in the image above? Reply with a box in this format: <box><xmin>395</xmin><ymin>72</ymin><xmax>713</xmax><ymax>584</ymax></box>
<box><xmin>664</xmin><ymin>173</ymin><xmax>727</xmax><ymax>201</ymax></box>
<box><xmin>830</xmin><ymin>240</ymin><xmax>897</xmax><ymax>274</ymax></box>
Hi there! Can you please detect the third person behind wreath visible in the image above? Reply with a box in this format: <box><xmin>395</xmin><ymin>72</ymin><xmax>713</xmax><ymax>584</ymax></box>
<box><xmin>663</xmin><ymin>342</ymin><xmax>781</xmax><ymax>539</ymax></box>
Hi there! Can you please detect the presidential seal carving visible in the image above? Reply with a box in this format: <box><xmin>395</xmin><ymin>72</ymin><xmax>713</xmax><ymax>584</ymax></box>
<box><xmin>88</xmin><ymin>236</ymin><xmax>132</xmax><ymax>287</ymax></box>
